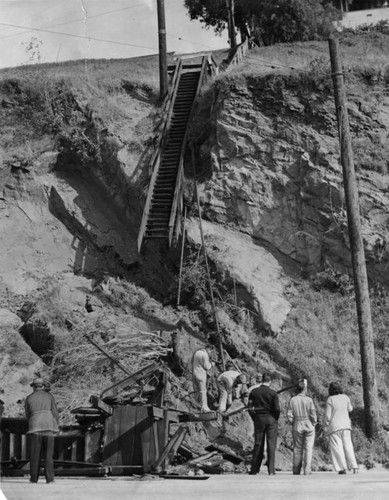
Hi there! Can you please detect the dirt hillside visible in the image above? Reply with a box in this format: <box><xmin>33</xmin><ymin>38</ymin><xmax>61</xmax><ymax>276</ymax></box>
<box><xmin>1</xmin><ymin>35</ymin><xmax>389</xmax><ymax>469</ymax></box>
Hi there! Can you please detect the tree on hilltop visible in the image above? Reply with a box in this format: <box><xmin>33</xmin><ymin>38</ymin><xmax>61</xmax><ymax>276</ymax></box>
<box><xmin>184</xmin><ymin>0</ymin><xmax>340</xmax><ymax>46</ymax></box>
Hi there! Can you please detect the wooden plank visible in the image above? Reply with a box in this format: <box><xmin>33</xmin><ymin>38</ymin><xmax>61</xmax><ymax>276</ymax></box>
<box><xmin>14</xmin><ymin>433</ymin><xmax>22</xmax><ymax>459</ymax></box>
<box><xmin>153</xmin><ymin>426</ymin><xmax>187</xmax><ymax>473</ymax></box>
<box><xmin>53</xmin><ymin>467</ymin><xmax>108</xmax><ymax>477</ymax></box>
<box><xmin>21</xmin><ymin>435</ymin><xmax>27</xmax><ymax>460</ymax></box>
<box><xmin>152</xmin><ymin>420</ymin><xmax>159</xmax><ymax>469</ymax></box>
<box><xmin>101</xmin><ymin>363</ymin><xmax>159</xmax><ymax>400</ymax></box>
<box><xmin>148</xmin><ymin>372</ymin><xmax>167</xmax><ymax>406</ymax></box>
<box><xmin>89</xmin><ymin>396</ymin><xmax>113</xmax><ymax>416</ymax></box>
<box><xmin>137</xmin><ymin>406</ymin><xmax>152</xmax><ymax>471</ymax></box>
<box><xmin>1</xmin><ymin>432</ymin><xmax>11</xmax><ymax>461</ymax></box>
<box><xmin>166</xmin><ymin>410</ymin><xmax>180</xmax><ymax>423</ymax></box>
<box><xmin>1</xmin><ymin>418</ymin><xmax>28</xmax><ymax>434</ymax></box>
<box><xmin>150</xmin><ymin>406</ymin><xmax>164</xmax><ymax>420</ymax></box>
<box><xmin>205</xmin><ymin>444</ymin><xmax>244</xmax><ymax>464</ymax></box>
<box><xmin>71</xmin><ymin>439</ymin><xmax>77</xmax><ymax>462</ymax></box>
<box><xmin>102</xmin><ymin>409</ymin><xmax>122</xmax><ymax>466</ymax></box>
<box><xmin>84</xmin><ymin>428</ymin><xmax>102</xmax><ymax>463</ymax></box>
<box><xmin>9</xmin><ymin>433</ymin><xmax>15</xmax><ymax>458</ymax></box>
<box><xmin>118</xmin><ymin>405</ymin><xmax>137</xmax><ymax>467</ymax></box>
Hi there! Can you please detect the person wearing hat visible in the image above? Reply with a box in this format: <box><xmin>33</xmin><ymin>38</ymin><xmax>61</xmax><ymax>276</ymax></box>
<box><xmin>217</xmin><ymin>364</ymin><xmax>248</xmax><ymax>413</ymax></box>
<box><xmin>287</xmin><ymin>379</ymin><xmax>317</xmax><ymax>475</ymax></box>
<box><xmin>248</xmin><ymin>372</ymin><xmax>280</xmax><ymax>475</ymax></box>
<box><xmin>25</xmin><ymin>377</ymin><xmax>59</xmax><ymax>484</ymax></box>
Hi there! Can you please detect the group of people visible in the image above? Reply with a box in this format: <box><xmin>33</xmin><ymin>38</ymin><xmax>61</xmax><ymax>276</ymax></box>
<box><xmin>2</xmin><ymin>351</ymin><xmax>359</xmax><ymax>483</ymax></box>
<box><xmin>250</xmin><ymin>374</ymin><xmax>359</xmax><ymax>476</ymax></box>
<box><xmin>192</xmin><ymin>347</ymin><xmax>359</xmax><ymax>476</ymax></box>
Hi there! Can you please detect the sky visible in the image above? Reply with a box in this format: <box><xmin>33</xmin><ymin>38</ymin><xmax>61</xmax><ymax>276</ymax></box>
<box><xmin>0</xmin><ymin>0</ymin><xmax>229</xmax><ymax>69</ymax></box>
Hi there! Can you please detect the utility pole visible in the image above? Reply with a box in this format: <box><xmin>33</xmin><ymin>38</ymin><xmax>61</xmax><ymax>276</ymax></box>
<box><xmin>157</xmin><ymin>0</ymin><xmax>168</xmax><ymax>101</ymax></box>
<box><xmin>328</xmin><ymin>37</ymin><xmax>379</xmax><ymax>438</ymax></box>
<box><xmin>226</xmin><ymin>0</ymin><xmax>237</xmax><ymax>50</ymax></box>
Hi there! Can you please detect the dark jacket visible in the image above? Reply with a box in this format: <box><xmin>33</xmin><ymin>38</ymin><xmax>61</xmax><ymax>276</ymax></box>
<box><xmin>248</xmin><ymin>385</ymin><xmax>280</xmax><ymax>420</ymax></box>
<box><xmin>25</xmin><ymin>389</ymin><xmax>59</xmax><ymax>434</ymax></box>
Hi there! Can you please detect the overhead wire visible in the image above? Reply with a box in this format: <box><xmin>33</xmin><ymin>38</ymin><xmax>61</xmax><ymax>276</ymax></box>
<box><xmin>0</xmin><ymin>1</ymin><xmax>155</xmax><ymax>41</ymax></box>
<box><xmin>0</xmin><ymin>21</ymin><xmax>158</xmax><ymax>51</ymax></box>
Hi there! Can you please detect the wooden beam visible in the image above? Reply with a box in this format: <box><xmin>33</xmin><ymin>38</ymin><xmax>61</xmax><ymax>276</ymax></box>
<box><xmin>153</xmin><ymin>426</ymin><xmax>187</xmax><ymax>473</ymax></box>
<box><xmin>89</xmin><ymin>395</ymin><xmax>113</xmax><ymax>416</ymax></box>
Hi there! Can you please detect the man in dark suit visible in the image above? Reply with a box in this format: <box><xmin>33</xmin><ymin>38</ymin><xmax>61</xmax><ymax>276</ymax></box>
<box><xmin>25</xmin><ymin>377</ymin><xmax>59</xmax><ymax>484</ymax></box>
<box><xmin>248</xmin><ymin>372</ymin><xmax>280</xmax><ymax>475</ymax></box>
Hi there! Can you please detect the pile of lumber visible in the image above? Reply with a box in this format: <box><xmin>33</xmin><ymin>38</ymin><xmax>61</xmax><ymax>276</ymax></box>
<box><xmin>165</xmin><ymin>443</ymin><xmax>245</xmax><ymax>476</ymax></box>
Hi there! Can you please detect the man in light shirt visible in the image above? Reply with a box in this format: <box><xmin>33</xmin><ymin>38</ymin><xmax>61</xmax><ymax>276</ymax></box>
<box><xmin>287</xmin><ymin>379</ymin><xmax>317</xmax><ymax>475</ymax></box>
<box><xmin>192</xmin><ymin>347</ymin><xmax>214</xmax><ymax>412</ymax></box>
<box><xmin>217</xmin><ymin>364</ymin><xmax>248</xmax><ymax>413</ymax></box>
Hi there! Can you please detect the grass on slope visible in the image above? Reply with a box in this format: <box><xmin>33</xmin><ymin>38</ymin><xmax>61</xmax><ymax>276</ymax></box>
<box><xmin>259</xmin><ymin>276</ymin><xmax>389</xmax><ymax>463</ymax></box>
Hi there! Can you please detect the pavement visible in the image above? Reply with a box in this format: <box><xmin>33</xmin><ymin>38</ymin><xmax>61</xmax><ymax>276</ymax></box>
<box><xmin>1</xmin><ymin>469</ymin><xmax>389</xmax><ymax>500</ymax></box>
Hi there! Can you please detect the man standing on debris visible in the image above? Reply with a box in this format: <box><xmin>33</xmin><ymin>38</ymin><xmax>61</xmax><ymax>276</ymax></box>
<box><xmin>217</xmin><ymin>363</ymin><xmax>248</xmax><ymax>413</ymax></box>
<box><xmin>192</xmin><ymin>347</ymin><xmax>214</xmax><ymax>413</ymax></box>
<box><xmin>287</xmin><ymin>379</ymin><xmax>317</xmax><ymax>475</ymax></box>
<box><xmin>25</xmin><ymin>377</ymin><xmax>59</xmax><ymax>484</ymax></box>
<box><xmin>248</xmin><ymin>372</ymin><xmax>280</xmax><ymax>475</ymax></box>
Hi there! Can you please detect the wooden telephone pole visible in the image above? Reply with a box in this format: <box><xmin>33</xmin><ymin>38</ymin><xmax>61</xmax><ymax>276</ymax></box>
<box><xmin>226</xmin><ymin>0</ymin><xmax>237</xmax><ymax>50</ymax></box>
<box><xmin>329</xmin><ymin>37</ymin><xmax>379</xmax><ymax>437</ymax></box>
<box><xmin>157</xmin><ymin>0</ymin><xmax>168</xmax><ymax>101</ymax></box>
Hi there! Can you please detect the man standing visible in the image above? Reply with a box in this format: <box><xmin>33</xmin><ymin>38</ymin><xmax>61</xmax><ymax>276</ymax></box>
<box><xmin>287</xmin><ymin>379</ymin><xmax>317</xmax><ymax>475</ymax></box>
<box><xmin>192</xmin><ymin>347</ymin><xmax>214</xmax><ymax>412</ymax></box>
<box><xmin>248</xmin><ymin>372</ymin><xmax>280</xmax><ymax>475</ymax></box>
<box><xmin>25</xmin><ymin>377</ymin><xmax>59</xmax><ymax>484</ymax></box>
<box><xmin>217</xmin><ymin>364</ymin><xmax>248</xmax><ymax>413</ymax></box>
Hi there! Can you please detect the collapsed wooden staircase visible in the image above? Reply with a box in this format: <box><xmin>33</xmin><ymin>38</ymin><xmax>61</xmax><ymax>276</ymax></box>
<box><xmin>137</xmin><ymin>56</ymin><xmax>216</xmax><ymax>252</ymax></box>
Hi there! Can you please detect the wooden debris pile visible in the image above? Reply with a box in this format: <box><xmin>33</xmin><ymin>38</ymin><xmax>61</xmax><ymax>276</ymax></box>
<box><xmin>164</xmin><ymin>442</ymin><xmax>246</xmax><ymax>476</ymax></box>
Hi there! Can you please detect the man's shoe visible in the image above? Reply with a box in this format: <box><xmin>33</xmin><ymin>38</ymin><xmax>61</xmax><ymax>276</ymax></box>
<box><xmin>269</xmin><ymin>472</ymin><xmax>276</xmax><ymax>475</ymax></box>
<box><xmin>248</xmin><ymin>471</ymin><xmax>257</xmax><ymax>475</ymax></box>
<box><xmin>338</xmin><ymin>470</ymin><xmax>347</xmax><ymax>475</ymax></box>
<box><xmin>29</xmin><ymin>479</ymin><xmax>38</xmax><ymax>483</ymax></box>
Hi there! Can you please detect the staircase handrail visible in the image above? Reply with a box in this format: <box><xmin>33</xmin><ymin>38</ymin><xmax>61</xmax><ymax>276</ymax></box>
<box><xmin>227</xmin><ymin>39</ymin><xmax>249</xmax><ymax>68</ymax></box>
<box><xmin>206</xmin><ymin>53</ymin><xmax>219</xmax><ymax>77</ymax></box>
<box><xmin>168</xmin><ymin>56</ymin><xmax>209</xmax><ymax>246</ymax></box>
<box><xmin>137</xmin><ymin>59</ymin><xmax>183</xmax><ymax>252</ymax></box>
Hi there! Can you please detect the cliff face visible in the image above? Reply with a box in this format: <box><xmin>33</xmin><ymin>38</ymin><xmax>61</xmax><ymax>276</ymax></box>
<box><xmin>185</xmin><ymin>70</ymin><xmax>389</xmax><ymax>337</ymax></box>
<box><xmin>193</xmin><ymin>72</ymin><xmax>389</xmax><ymax>278</ymax></box>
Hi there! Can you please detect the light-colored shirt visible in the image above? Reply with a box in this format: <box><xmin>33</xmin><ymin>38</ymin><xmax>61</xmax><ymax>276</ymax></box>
<box><xmin>192</xmin><ymin>349</ymin><xmax>213</xmax><ymax>381</ymax></box>
<box><xmin>323</xmin><ymin>394</ymin><xmax>353</xmax><ymax>436</ymax></box>
<box><xmin>217</xmin><ymin>370</ymin><xmax>241</xmax><ymax>391</ymax></box>
<box><xmin>287</xmin><ymin>393</ymin><xmax>317</xmax><ymax>426</ymax></box>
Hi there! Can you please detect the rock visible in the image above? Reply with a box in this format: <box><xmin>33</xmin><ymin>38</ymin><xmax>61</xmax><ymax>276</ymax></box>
<box><xmin>0</xmin><ymin>308</ymin><xmax>23</xmax><ymax>329</ymax></box>
<box><xmin>192</xmin><ymin>74</ymin><xmax>389</xmax><ymax>284</ymax></box>
<box><xmin>186</xmin><ymin>219</ymin><xmax>291</xmax><ymax>336</ymax></box>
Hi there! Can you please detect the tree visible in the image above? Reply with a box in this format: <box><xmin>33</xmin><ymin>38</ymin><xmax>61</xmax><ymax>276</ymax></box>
<box><xmin>184</xmin><ymin>0</ymin><xmax>340</xmax><ymax>46</ymax></box>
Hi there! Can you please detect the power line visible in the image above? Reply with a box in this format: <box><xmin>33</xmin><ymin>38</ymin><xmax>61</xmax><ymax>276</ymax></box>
<box><xmin>0</xmin><ymin>1</ymin><xmax>154</xmax><ymax>41</ymax></box>
<box><xmin>0</xmin><ymin>21</ymin><xmax>158</xmax><ymax>51</ymax></box>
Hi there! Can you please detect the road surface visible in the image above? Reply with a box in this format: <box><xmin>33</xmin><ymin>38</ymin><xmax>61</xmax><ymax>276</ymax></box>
<box><xmin>1</xmin><ymin>469</ymin><xmax>389</xmax><ymax>500</ymax></box>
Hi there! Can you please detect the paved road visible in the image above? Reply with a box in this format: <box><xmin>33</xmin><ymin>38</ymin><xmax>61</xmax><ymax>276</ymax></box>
<box><xmin>1</xmin><ymin>470</ymin><xmax>389</xmax><ymax>500</ymax></box>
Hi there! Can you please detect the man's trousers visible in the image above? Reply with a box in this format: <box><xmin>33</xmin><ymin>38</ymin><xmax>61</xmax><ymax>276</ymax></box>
<box><xmin>251</xmin><ymin>414</ymin><xmax>278</xmax><ymax>474</ymax></box>
<box><xmin>193</xmin><ymin>376</ymin><xmax>210</xmax><ymax>412</ymax></box>
<box><xmin>29</xmin><ymin>432</ymin><xmax>55</xmax><ymax>483</ymax></box>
